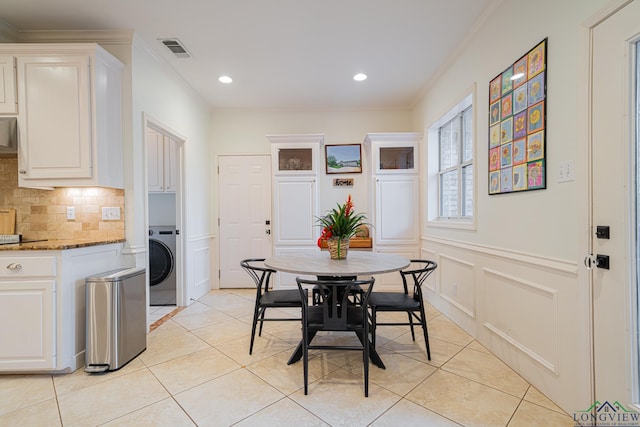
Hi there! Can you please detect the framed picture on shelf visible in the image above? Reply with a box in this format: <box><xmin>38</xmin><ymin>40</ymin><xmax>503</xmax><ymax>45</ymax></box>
<box><xmin>488</xmin><ymin>38</ymin><xmax>547</xmax><ymax>195</ymax></box>
<box><xmin>325</xmin><ymin>144</ymin><xmax>362</xmax><ymax>174</ymax></box>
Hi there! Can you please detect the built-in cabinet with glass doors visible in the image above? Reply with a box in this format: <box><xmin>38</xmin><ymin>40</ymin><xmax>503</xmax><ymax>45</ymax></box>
<box><xmin>268</xmin><ymin>134</ymin><xmax>322</xmax><ymax>289</ymax></box>
<box><xmin>365</xmin><ymin>133</ymin><xmax>422</xmax><ymax>287</ymax></box>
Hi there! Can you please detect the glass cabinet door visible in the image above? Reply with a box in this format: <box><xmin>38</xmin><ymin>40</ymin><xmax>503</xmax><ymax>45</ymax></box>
<box><xmin>379</xmin><ymin>146</ymin><xmax>414</xmax><ymax>171</ymax></box>
<box><xmin>277</xmin><ymin>148</ymin><xmax>313</xmax><ymax>171</ymax></box>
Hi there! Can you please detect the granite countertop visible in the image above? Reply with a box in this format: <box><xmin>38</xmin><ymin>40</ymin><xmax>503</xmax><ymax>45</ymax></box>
<box><xmin>0</xmin><ymin>238</ymin><xmax>126</xmax><ymax>251</ymax></box>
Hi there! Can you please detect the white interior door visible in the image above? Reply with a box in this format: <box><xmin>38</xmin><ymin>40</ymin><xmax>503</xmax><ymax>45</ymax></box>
<box><xmin>219</xmin><ymin>155</ymin><xmax>272</xmax><ymax>288</ymax></box>
<box><xmin>591</xmin><ymin>0</ymin><xmax>639</xmax><ymax>410</ymax></box>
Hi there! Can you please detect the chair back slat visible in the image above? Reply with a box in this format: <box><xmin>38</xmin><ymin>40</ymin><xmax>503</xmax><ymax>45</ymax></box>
<box><xmin>296</xmin><ymin>277</ymin><xmax>375</xmax><ymax>330</ymax></box>
<box><xmin>240</xmin><ymin>258</ymin><xmax>275</xmax><ymax>292</ymax></box>
<box><xmin>400</xmin><ymin>259</ymin><xmax>438</xmax><ymax>300</ymax></box>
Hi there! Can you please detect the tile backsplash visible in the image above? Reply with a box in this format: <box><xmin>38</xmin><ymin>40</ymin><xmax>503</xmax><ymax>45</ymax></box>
<box><xmin>0</xmin><ymin>157</ymin><xmax>125</xmax><ymax>241</ymax></box>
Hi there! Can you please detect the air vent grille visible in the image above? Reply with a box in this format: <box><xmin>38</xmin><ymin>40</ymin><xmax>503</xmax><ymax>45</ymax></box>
<box><xmin>160</xmin><ymin>38</ymin><xmax>191</xmax><ymax>59</ymax></box>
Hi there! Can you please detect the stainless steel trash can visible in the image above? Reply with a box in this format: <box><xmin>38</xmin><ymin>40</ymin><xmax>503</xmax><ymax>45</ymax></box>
<box><xmin>85</xmin><ymin>267</ymin><xmax>147</xmax><ymax>373</ymax></box>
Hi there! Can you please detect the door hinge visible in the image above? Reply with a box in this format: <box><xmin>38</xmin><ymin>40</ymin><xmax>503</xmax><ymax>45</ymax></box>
<box><xmin>218</xmin><ymin>269</ymin><xmax>221</xmax><ymax>279</ymax></box>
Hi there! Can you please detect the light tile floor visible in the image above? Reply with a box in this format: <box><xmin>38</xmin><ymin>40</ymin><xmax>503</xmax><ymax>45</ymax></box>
<box><xmin>0</xmin><ymin>289</ymin><xmax>576</xmax><ymax>426</ymax></box>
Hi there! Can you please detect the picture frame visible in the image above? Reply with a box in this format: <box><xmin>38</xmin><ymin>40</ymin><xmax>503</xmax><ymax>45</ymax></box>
<box><xmin>325</xmin><ymin>144</ymin><xmax>362</xmax><ymax>174</ymax></box>
<box><xmin>488</xmin><ymin>38</ymin><xmax>547</xmax><ymax>195</ymax></box>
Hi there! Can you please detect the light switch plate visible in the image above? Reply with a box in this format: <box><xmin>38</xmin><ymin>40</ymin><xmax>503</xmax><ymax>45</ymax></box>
<box><xmin>558</xmin><ymin>160</ymin><xmax>575</xmax><ymax>183</ymax></box>
<box><xmin>102</xmin><ymin>207</ymin><xmax>121</xmax><ymax>220</ymax></box>
<box><xmin>66</xmin><ymin>206</ymin><xmax>75</xmax><ymax>220</ymax></box>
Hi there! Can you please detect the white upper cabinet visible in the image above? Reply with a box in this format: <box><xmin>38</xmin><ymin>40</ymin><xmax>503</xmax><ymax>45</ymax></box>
<box><xmin>268</xmin><ymin>134</ymin><xmax>321</xmax><ymax>175</ymax></box>
<box><xmin>0</xmin><ymin>55</ymin><xmax>17</xmax><ymax>114</ymax></box>
<box><xmin>368</xmin><ymin>132</ymin><xmax>420</xmax><ymax>175</ymax></box>
<box><xmin>0</xmin><ymin>43</ymin><xmax>124</xmax><ymax>188</ymax></box>
<box><xmin>147</xmin><ymin>130</ymin><xmax>178</xmax><ymax>193</ymax></box>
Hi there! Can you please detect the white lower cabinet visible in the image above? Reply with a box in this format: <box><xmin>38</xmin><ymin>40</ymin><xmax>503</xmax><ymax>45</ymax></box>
<box><xmin>374</xmin><ymin>175</ymin><xmax>420</xmax><ymax>246</ymax></box>
<box><xmin>0</xmin><ymin>244</ymin><xmax>123</xmax><ymax>372</ymax></box>
<box><xmin>0</xmin><ymin>279</ymin><xmax>56</xmax><ymax>370</ymax></box>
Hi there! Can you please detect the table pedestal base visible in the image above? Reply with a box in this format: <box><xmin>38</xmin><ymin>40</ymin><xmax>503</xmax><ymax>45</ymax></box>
<box><xmin>286</xmin><ymin>331</ymin><xmax>386</xmax><ymax>369</ymax></box>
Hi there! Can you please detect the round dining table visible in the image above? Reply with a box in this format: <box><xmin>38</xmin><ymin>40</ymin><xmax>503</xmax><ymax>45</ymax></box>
<box><xmin>264</xmin><ymin>251</ymin><xmax>410</xmax><ymax>277</ymax></box>
<box><xmin>264</xmin><ymin>251</ymin><xmax>411</xmax><ymax>369</ymax></box>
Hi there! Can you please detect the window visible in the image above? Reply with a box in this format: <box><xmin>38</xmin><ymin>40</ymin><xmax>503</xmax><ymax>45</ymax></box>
<box><xmin>426</xmin><ymin>89</ymin><xmax>475</xmax><ymax>228</ymax></box>
<box><xmin>439</xmin><ymin>106</ymin><xmax>473</xmax><ymax>218</ymax></box>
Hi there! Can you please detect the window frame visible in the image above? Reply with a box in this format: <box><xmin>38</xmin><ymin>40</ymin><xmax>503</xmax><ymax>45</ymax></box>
<box><xmin>426</xmin><ymin>87</ymin><xmax>477</xmax><ymax>230</ymax></box>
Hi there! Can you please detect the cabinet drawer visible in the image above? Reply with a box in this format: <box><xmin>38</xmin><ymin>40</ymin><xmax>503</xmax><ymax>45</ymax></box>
<box><xmin>0</xmin><ymin>257</ymin><xmax>56</xmax><ymax>278</ymax></box>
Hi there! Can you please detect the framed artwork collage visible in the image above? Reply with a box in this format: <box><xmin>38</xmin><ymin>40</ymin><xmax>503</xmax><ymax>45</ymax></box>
<box><xmin>489</xmin><ymin>38</ymin><xmax>547</xmax><ymax>195</ymax></box>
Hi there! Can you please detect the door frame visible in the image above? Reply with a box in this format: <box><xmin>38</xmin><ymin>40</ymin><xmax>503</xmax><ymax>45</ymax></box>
<box><xmin>586</xmin><ymin>0</ymin><xmax>639</xmax><ymax>411</ymax></box>
<box><xmin>143</xmin><ymin>114</ymin><xmax>186</xmax><ymax>305</ymax></box>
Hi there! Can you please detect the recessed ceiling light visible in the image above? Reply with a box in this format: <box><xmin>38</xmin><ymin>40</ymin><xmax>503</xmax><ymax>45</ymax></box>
<box><xmin>353</xmin><ymin>73</ymin><xmax>367</xmax><ymax>82</ymax></box>
<box><xmin>218</xmin><ymin>75</ymin><xmax>233</xmax><ymax>84</ymax></box>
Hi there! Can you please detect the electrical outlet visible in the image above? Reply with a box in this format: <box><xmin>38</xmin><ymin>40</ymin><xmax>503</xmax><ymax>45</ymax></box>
<box><xmin>102</xmin><ymin>207</ymin><xmax>121</xmax><ymax>220</ymax></box>
<box><xmin>66</xmin><ymin>206</ymin><xmax>75</xmax><ymax>220</ymax></box>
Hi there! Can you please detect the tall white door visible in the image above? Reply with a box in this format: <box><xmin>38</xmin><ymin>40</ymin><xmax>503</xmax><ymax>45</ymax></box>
<box><xmin>591</xmin><ymin>0</ymin><xmax>640</xmax><ymax>410</ymax></box>
<box><xmin>219</xmin><ymin>155</ymin><xmax>272</xmax><ymax>288</ymax></box>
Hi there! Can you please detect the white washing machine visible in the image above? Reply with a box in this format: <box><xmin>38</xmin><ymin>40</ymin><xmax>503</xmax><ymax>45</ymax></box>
<box><xmin>149</xmin><ymin>226</ymin><xmax>177</xmax><ymax>305</ymax></box>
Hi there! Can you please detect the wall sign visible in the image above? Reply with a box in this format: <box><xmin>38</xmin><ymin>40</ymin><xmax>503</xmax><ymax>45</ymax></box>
<box><xmin>333</xmin><ymin>178</ymin><xmax>354</xmax><ymax>187</ymax></box>
<box><xmin>489</xmin><ymin>38</ymin><xmax>547</xmax><ymax>195</ymax></box>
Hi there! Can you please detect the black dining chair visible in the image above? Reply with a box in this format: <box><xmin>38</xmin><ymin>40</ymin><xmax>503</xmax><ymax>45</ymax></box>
<box><xmin>368</xmin><ymin>259</ymin><xmax>437</xmax><ymax>360</ymax></box>
<box><xmin>295</xmin><ymin>276</ymin><xmax>376</xmax><ymax>397</ymax></box>
<box><xmin>241</xmin><ymin>258</ymin><xmax>306</xmax><ymax>355</ymax></box>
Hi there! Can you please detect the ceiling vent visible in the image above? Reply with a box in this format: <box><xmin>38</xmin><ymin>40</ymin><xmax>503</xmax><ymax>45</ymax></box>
<box><xmin>160</xmin><ymin>38</ymin><xmax>192</xmax><ymax>59</ymax></box>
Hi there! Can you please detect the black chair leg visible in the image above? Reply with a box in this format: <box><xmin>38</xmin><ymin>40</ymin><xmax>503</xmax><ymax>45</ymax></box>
<box><xmin>258</xmin><ymin>307</ymin><xmax>267</xmax><ymax>336</ymax></box>
<box><xmin>249</xmin><ymin>305</ymin><xmax>260</xmax><ymax>355</ymax></box>
<box><xmin>370</xmin><ymin>308</ymin><xmax>377</xmax><ymax>348</ymax></box>
<box><xmin>363</xmin><ymin>327</ymin><xmax>370</xmax><ymax>397</ymax></box>
<box><xmin>408</xmin><ymin>312</ymin><xmax>416</xmax><ymax>341</ymax></box>
<box><xmin>303</xmin><ymin>327</ymin><xmax>309</xmax><ymax>395</ymax></box>
<box><xmin>419</xmin><ymin>308</ymin><xmax>431</xmax><ymax>360</ymax></box>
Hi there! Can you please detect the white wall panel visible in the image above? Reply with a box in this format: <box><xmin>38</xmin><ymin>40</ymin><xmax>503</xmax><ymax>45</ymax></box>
<box><xmin>439</xmin><ymin>254</ymin><xmax>475</xmax><ymax>319</ymax></box>
<box><xmin>483</xmin><ymin>268</ymin><xmax>558</xmax><ymax>373</ymax></box>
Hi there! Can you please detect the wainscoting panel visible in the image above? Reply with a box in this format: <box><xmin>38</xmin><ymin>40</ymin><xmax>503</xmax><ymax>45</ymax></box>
<box><xmin>421</xmin><ymin>236</ymin><xmax>587</xmax><ymax>413</ymax></box>
<box><xmin>483</xmin><ymin>268</ymin><xmax>558</xmax><ymax>373</ymax></box>
<box><xmin>439</xmin><ymin>254</ymin><xmax>475</xmax><ymax>318</ymax></box>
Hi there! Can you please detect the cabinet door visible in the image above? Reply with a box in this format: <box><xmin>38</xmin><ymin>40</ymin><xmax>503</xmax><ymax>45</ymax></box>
<box><xmin>163</xmin><ymin>136</ymin><xmax>178</xmax><ymax>192</ymax></box>
<box><xmin>273</xmin><ymin>177</ymin><xmax>318</xmax><ymax>246</ymax></box>
<box><xmin>0</xmin><ymin>280</ymin><xmax>56</xmax><ymax>370</ymax></box>
<box><xmin>147</xmin><ymin>133</ymin><xmax>177</xmax><ymax>193</ymax></box>
<box><xmin>147</xmin><ymin>130</ymin><xmax>164</xmax><ymax>192</ymax></box>
<box><xmin>375</xmin><ymin>176</ymin><xmax>420</xmax><ymax>245</ymax></box>
<box><xmin>0</xmin><ymin>55</ymin><xmax>17</xmax><ymax>114</ymax></box>
<box><xmin>17</xmin><ymin>55</ymin><xmax>92</xmax><ymax>179</ymax></box>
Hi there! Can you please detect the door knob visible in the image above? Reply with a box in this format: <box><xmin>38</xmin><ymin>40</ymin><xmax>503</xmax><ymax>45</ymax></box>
<box><xmin>584</xmin><ymin>254</ymin><xmax>610</xmax><ymax>270</ymax></box>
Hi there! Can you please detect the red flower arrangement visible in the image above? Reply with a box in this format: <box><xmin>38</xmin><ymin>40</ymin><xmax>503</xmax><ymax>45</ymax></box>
<box><xmin>316</xmin><ymin>195</ymin><xmax>367</xmax><ymax>248</ymax></box>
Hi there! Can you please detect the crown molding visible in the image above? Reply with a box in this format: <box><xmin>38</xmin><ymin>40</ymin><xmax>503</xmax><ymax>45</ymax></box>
<box><xmin>15</xmin><ymin>29</ymin><xmax>133</xmax><ymax>45</ymax></box>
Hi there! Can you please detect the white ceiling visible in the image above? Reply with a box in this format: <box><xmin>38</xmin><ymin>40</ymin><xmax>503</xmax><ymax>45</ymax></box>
<box><xmin>0</xmin><ymin>0</ymin><xmax>494</xmax><ymax>110</ymax></box>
